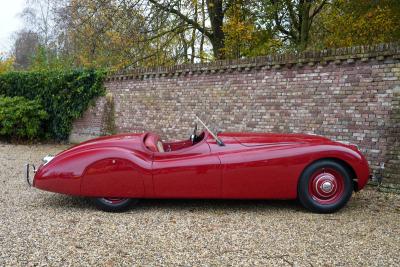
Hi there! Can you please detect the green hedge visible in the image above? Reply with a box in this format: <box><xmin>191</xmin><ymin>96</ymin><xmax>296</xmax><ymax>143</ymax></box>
<box><xmin>0</xmin><ymin>96</ymin><xmax>48</xmax><ymax>139</ymax></box>
<box><xmin>0</xmin><ymin>69</ymin><xmax>106</xmax><ymax>140</ymax></box>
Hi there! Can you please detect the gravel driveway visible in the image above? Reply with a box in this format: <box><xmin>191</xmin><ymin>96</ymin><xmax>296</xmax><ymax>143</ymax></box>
<box><xmin>0</xmin><ymin>143</ymin><xmax>399</xmax><ymax>266</ymax></box>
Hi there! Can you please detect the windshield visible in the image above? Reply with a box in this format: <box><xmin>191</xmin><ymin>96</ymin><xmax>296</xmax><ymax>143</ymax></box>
<box><xmin>195</xmin><ymin>115</ymin><xmax>225</xmax><ymax>146</ymax></box>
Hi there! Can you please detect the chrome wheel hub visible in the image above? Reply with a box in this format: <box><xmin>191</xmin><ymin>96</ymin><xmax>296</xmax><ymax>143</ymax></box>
<box><xmin>314</xmin><ymin>173</ymin><xmax>338</xmax><ymax>198</ymax></box>
<box><xmin>309</xmin><ymin>168</ymin><xmax>345</xmax><ymax>204</ymax></box>
<box><xmin>321</xmin><ymin>181</ymin><xmax>333</xmax><ymax>193</ymax></box>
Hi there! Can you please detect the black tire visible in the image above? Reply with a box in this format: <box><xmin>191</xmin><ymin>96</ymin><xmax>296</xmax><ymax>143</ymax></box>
<box><xmin>93</xmin><ymin>197</ymin><xmax>138</xmax><ymax>212</ymax></box>
<box><xmin>298</xmin><ymin>160</ymin><xmax>353</xmax><ymax>213</ymax></box>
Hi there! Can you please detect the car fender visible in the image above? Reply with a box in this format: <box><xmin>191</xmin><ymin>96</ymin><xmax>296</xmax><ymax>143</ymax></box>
<box><xmin>34</xmin><ymin>147</ymin><xmax>151</xmax><ymax>197</ymax></box>
<box><xmin>300</xmin><ymin>144</ymin><xmax>370</xmax><ymax>191</ymax></box>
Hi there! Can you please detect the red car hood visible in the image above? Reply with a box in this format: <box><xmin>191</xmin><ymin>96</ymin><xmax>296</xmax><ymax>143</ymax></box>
<box><xmin>218</xmin><ymin>132</ymin><xmax>332</xmax><ymax>146</ymax></box>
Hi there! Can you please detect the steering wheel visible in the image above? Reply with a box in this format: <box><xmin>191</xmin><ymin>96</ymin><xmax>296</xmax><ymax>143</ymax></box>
<box><xmin>190</xmin><ymin>122</ymin><xmax>198</xmax><ymax>144</ymax></box>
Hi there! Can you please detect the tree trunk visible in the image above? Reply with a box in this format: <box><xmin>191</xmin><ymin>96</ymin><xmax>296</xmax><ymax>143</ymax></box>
<box><xmin>199</xmin><ymin>0</ymin><xmax>206</xmax><ymax>62</ymax></box>
<box><xmin>299</xmin><ymin>1</ymin><xmax>312</xmax><ymax>50</ymax></box>
<box><xmin>207</xmin><ymin>0</ymin><xmax>225</xmax><ymax>59</ymax></box>
<box><xmin>191</xmin><ymin>1</ymin><xmax>198</xmax><ymax>63</ymax></box>
<box><xmin>181</xmin><ymin>31</ymin><xmax>189</xmax><ymax>63</ymax></box>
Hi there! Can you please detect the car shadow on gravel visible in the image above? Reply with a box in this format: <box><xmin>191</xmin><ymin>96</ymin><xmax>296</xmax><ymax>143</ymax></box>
<box><xmin>40</xmin><ymin>194</ymin><xmax>306</xmax><ymax>213</ymax></box>
<box><xmin>137</xmin><ymin>198</ymin><xmax>305</xmax><ymax>213</ymax></box>
<box><xmin>38</xmin><ymin>194</ymin><xmax>97</xmax><ymax>211</ymax></box>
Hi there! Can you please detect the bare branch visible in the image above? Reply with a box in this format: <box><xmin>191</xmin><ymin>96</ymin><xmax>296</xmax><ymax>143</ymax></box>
<box><xmin>310</xmin><ymin>0</ymin><xmax>327</xmax><ymax>21</ymax></box>
<box><xmin>148</xmin><ymin>0</ymin><xmax>212</xmax><ymax>39</ymax></box>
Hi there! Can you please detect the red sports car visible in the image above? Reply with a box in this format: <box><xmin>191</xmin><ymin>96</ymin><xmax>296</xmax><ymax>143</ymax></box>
<box><xmin>26</xmin><ymin>117</ymin><xmax>370</xmax><ymax>213</ymax></box>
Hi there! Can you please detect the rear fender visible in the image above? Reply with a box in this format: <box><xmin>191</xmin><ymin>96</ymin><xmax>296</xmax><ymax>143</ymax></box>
<box><xmin>81</xmin><ymin>156</ymin><xmax>145</xmax><ymax>198</ymax></box>
<box><xmin>34</xmin><ymin>147</ymin><xmax>151</xmax><ymax>197</ymax></box>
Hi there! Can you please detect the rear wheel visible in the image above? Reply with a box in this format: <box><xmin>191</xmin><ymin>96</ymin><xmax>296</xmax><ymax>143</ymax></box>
<box><xmin>93</xmin><ymin>197</ymin><xmax>137</xmax><ymax>212</ymax></box>
<box><xmin>298</xmin><ymin>160</ymin><xmax>353</xmax><ymax>213</ymax></box>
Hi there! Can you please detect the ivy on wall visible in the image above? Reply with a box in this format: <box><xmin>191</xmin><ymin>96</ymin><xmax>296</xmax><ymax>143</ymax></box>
<box><xmin>0</xmin><ymin>69</ymin><xmax>106</xmax><ymax>140</ymax></box>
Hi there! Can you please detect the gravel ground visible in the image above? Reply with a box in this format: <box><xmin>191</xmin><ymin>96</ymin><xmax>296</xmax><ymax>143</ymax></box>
<box><xmin>0</xmin><ymin>143</ymin><xmax>399</xmax><ymax>266</ymax></box>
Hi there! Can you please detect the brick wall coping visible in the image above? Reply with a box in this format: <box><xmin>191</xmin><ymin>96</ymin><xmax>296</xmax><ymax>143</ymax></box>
<box><xmin>106</xmin><ymin>43</ymin><xmax>400</xmax><ymax>81</ymax></box>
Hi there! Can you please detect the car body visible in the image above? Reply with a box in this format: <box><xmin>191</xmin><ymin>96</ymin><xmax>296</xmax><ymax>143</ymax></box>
<box><xmin>28</xmin><ymin>125</ymin><xmax>370</xmax><ymax>213</ymax></box>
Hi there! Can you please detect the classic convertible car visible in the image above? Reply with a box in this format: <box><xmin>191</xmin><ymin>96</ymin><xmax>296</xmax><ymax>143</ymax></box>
<box><xmin>26</xmin><ymin>117</ymin><xmax>370</xmax><ymax>213</ymax></box>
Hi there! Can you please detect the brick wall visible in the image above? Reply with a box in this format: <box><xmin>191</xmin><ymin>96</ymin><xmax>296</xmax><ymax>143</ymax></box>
<box><xmin>70</xmin><ymin>97</ymin><xmax>106</xmax><ymax>142</ymax></box>
<box><xmin>70</xmin><ymin>43</ymin><xmax>400</xmax><ymax>184</ymax></box>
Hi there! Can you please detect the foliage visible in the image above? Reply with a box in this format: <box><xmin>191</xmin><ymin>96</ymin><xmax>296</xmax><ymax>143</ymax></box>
<box><xmin>222</xmin><ymin>1</ymin><xmax>283</xmax><ymax>58</ymax></box>
<box><xmin>222</xmin><ymin>1</ymin><xmax>257</xmax><ymax>58</ymax></box>
<box><xmin>0</xmin><ymin>69</ymin><xmax>106</xmax><ymax>140</ymax></box>
<box><xmin>67</xmin><ymin>0</ymin><xmax>153</xmax><ymax>70</ymax></box>
<box><xmin>29</xmin><ymin>46</ymin><xmax>75</xmax><ymax>71</ymax></box>
<box><xmin>0</xmin><ymin>54</ymin><xmax>15</xmax><ymax>74</ymax></box>
<box><xmin>9</xmin><ymin>0</ymin><xmax>400</xmax><ymax>70</ymax></box>
<box><xmin>259</xmin><ymin>0</ymin><xmax>328</xmax><ymax>51</ymax></box>
<box><xmin>311</xmin><ymin>0</ymin><xmax>400</xmax><ymax>49</ymax></box>
<box><xmin>0</xmin><ymin>96</ymin><xmax>48</xmax><ymax>140</ymax></box>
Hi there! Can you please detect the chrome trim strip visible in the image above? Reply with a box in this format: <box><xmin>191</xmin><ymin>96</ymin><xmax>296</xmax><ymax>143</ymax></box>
<box><xmin>43</xmin><ymin>155</ymin><xmax>54</xmax><ymax>165</ymax></box>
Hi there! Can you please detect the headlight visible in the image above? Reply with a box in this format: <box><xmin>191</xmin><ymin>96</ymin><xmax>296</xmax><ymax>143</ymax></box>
<box><xmin>43</xmin><ymin>155</ymin><xmax>55</xmax><ymax>165</ymax></box>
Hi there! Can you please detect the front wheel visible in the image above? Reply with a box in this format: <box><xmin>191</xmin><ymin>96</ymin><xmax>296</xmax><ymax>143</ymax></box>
<box><xmin>93</xmin><ymin>197</ymin><xmax>138</xmax><ymax>212</ymax></box>
<box><xmin>298</xmin><ymin>160</ymin><xmax>353</xmax><ymax>213</ymax></box>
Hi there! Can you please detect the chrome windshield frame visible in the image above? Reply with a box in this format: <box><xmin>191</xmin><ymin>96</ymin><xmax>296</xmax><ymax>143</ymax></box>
<box><xmin>195</xmin><ymin>115</ymin><xmax>225</xmax><ymax>146</ymax></box>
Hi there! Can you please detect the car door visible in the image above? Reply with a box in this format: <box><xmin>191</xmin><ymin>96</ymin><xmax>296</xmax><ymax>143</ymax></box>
<box><xmin>152</xmin><ymin>140</ymin><xmax>222</xmax><ymax>198</ymax></box>
<box><xmin>208</xmin><ymin>138</ymin><xmax>301</xmax><ymax>199</ymax></box>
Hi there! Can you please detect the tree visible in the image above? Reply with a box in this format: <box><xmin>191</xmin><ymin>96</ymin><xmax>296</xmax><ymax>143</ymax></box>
<box><xmin>19</xmin><ymin>0</ymin><xmax>68</xmax><ymax>60</ymax></box>
<box><xmin>9</xmin><ymin>0</ymin><xmax>400</xmax><ymax>70</ymax></box>
<box><xmin>147</xmin><ymin>0</ymin><xmax>235</xmax><ymax>59</ymax></box>
<box><xmin>64</xmin><ymin>0</ymin><xmax>171</xmax><ymax>69</ymax></box>
<box><xmin>222</xmin><ymin>1</ymin><xmax>257</xmax><ymax>58</ymax></box>
<box><xmin>13</xmin><ymin>30</ymin><xmax>40</xmax><ymax>69</ymax></box>
<box><xmin>20</xmin><ymin>0</ymin><xmax>53</xmax><ymax>47</ymax></box>
<box><xmin>311</xmin><ymin>0</ymin><xmax>400</xmax><ymax>49</ymax></box>
<box><xmin>262</xmin><ymin>0</ymin><xmax>328</xmax><ymax>50</ymax></box>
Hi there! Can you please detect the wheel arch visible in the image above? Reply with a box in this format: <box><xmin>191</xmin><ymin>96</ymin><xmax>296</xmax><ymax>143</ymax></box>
<box><xmin>79</xmin><ymin>148</ymin><xmax>151</xmax><ymax>198</ymax></box>
<box><xmin>300</xmin><ymin>157</ymin><xmax>358</xmax><ymax>191</ymax></box>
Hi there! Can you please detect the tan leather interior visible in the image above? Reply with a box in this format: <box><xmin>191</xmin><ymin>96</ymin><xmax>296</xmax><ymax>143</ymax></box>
<box><xmin>157</xmin><ymin>141</ymin><xmax>165</xmax><ymax>153</ymax></box>
<box><xmin>144</xmin><ymin>133</ymin><xmax>164</xmax><ymax>153</ymax></box>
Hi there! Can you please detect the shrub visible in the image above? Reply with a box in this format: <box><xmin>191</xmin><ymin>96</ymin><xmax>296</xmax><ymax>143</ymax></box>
<box><xmin>0</xmin><ymin>54</ymin><xmax>14</xmax><ymax>74</ymax></box>
<box><xmin>0</xmin><ymin>96</ymin><xmax>48</xmax><ymax>139</ymax></box>
<box><xmin>0</xmin><ymin>69</ymin><xmax>106</xmax><ymax>140</ymax></box>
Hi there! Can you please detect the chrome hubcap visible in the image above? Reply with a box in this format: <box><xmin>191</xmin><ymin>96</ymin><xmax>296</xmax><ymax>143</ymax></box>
<box><xmin>321</xmin><ymin>181</ymin><xmax>333</xmax><ymax>193</ymax></box>
<box><xmin>314</xmin><ymin>173</ymin><xmax>337</xmax><ymax>198</ymax></box>
<box><xmin>309</xmin><ymin>168</ymin><xmax>345</xmax><ymax>205</ymax></box>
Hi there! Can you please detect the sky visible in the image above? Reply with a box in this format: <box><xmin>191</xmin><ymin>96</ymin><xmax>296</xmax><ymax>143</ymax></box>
<box><xmin>0</xmin><ymin>0</ymin><xmax>25</xmax><ymax>54</ymax></box>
